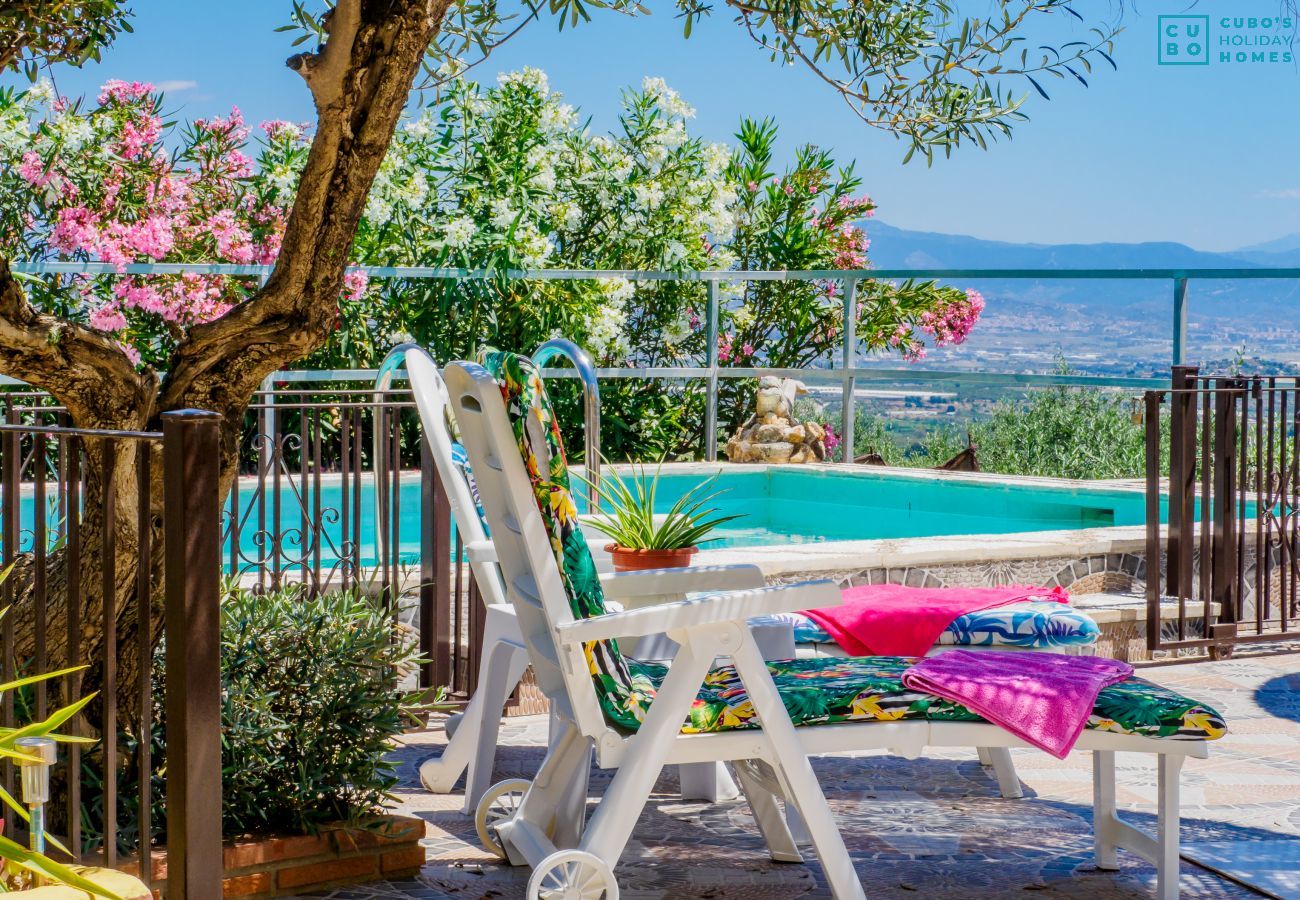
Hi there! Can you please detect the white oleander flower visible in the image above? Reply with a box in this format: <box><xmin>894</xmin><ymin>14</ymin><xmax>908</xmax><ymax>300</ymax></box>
<box><xmin>365</xmin><ymin>195</ymin><xmax>393</xmax><ymax>226</ymax></box>
<box><xmin>403</xmin><ymin>113</ymin><xmax>434</xmax><ymax>138</ymax></box>
<box><xmin>489</xmin><ymin>199</ymin><xmax>516</xmax><ymax>229</ymax></box>
<box><xmin>498</xmin><ymin>67</ymin><xmax>550</xmax><ymax>95</ymax></box>
<box><xmin>442</xmin><ymin>216</ymin><xmax>478</xmax><ymax>249</ymax></box>
<box><xmin>702</xmin><ymin>142</ymin><xmax>731</xmax><ymax>175</ymax></box>
<box><xmin>25</xmin><ymin>79</ymin><xmax>56</xmax><ymax>108</ymax></box>
<box><xmin>664</xmin><ymin>317</ymin><xmax>691</xmax><ymax>346</ymax></box>
<box><xmin>531</xmin><ymin>167</ymin><xmax>556</xmax><ymax>192</ymax></box>
<box><xmin>641</xmin><ymin>76</ymin><xmax>670</xmax><ymax>99</ymax></box>
<box><xmin>586</xmin><ymin>300</ymin><xmax>630</xmax><ymax>359</ymax></box>
<box><xmin>633</xmin><ymin>181</ymin><xmax>665</xmax><ymax>211</ymax></box>
<box><xmin>540</xmin><ymin>101</ymin><xmax>577</xmax><ymax>132</ymax></box>
<box><xmin>657</xmin><ymin>121</ymin><xmax>688</xmax><ymax>149</ymax></box>
<box><xmin>597</xmin><ymin>277</ymin><xmax>636</xmax><ymax>304</ymax></box>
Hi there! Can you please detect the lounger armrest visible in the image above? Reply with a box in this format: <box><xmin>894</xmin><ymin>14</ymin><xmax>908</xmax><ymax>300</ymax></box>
<box><xmin>557</xmin><ymin>581</ymin><xmax>841</xmax><ymax>644</ymax></box>
<box><xmin>598</xmin><ymin>564</ymin><xmax>766</xmax><ymax>600</ymax></box>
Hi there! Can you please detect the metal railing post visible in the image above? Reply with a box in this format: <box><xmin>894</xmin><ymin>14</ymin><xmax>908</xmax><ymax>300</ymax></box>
<box><xmin>840</xmin><ymin>277</ymin><xmax>859</xmax><ymax>464</ymax></box>
<box><xmin>1167</xmin><ymin>365</ymin><xmax>1199</xmax><ymax>612</ymax></box>
<box><xmin>704</xmin><ymin>280</ymin><xmax>720</xmax><ymax>462</ymax></box>
<box><xmin>1172</xmin><ymin>276</ymin><xmax>1189</xmax><ymax>366</ymax></box>
<box><xmin>162</xmin><ymin>409</ymin><xmax>223</xmax><ymax>898</ymax></box>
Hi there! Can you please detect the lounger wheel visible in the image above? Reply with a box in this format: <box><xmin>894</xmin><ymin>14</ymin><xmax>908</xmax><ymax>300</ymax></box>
<box><xmin>528</xmin><ymin>849</ymin><xmax>619</xmax><ymax>900</ymax></box>
<box><xmin>475</xmin><ymin>778</ymin><xmax>532</xmax><ymax>858</ymax></box>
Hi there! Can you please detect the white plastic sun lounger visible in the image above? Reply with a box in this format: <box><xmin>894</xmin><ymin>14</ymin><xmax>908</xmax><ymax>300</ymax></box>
<box><xmin>395</xmin><ymin>345</ymin><xmax>769</xmax><ymax>810</ymax></box>
<box><xmin>445</xmin><ymin>354</ymin><xmax>1224</xmax><ymax>900</ymax></box>
<box><xmin>397</xmin><ymin>344</ymin><xmax>1039</xmax><ymax>808</ymax></box>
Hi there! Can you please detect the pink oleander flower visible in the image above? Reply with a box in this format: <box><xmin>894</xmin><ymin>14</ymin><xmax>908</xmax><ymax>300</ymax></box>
<box><xmin>342</xmin><ymin>269</ymin><xmax>370</xmax><ymax>302</ymax></box>
<box><xmin>717</xmin><ymin>332</ymin><xmax>734</xmax><ymax>363</ymax></box>
<box><xmin>50</xmin><ymin>207</ymin><xmax>100</xmax><ymax>254</ymax></box>
<box><xmin>125</xmin><ymin>215</ymin><xmax>176</xmax><ymax>259</ymax></box>
<box><xmin>918</xmin><ymin>288</ymin><xmax>984</xmax><ymax>347</ymax></box>
<box><xmin>118</xmin><ymin>115</ymin><xmax>162</xmax><ymax>159</ymax></box>
<box><xmin>823</xmin><ymin>423</ymin><xmax>840</xmax><ymax>454</ymax></box>
<box><xmin>98</xmin><ymin>79</ymin><xmax>154</xmax><ymax>106</ymax></box>
<box><xmin>89</xmin><ymin>304</ymin><xmax>128</xmax><ymax>332</ymax></box>
<box><xmin>17</xmin><ymin>152</ymin><xmax>54</xmax><ymax>188</ymax></box>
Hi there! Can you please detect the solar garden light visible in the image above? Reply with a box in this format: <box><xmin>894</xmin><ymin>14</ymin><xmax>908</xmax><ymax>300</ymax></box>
<box><xmin>15</xmin><ymin>737</ymin><xmax>57</xmax><ymax>855</ymax></box>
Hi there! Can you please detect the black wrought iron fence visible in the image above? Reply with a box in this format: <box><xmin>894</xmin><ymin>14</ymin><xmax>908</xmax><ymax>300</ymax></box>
<box><xmin>1146</xmin><ymin>365</ymin><xmax>1300</xmax><ymax>653</ymax></box>
<box><xmin>0</xmin><ymin>409</ymin><xmax>222</xmax><ymax>895</ymax></box>
<box><xmin>226</xmin><ymin>384</ymin><xmax>491</xmax><ymax>702</ymax></box>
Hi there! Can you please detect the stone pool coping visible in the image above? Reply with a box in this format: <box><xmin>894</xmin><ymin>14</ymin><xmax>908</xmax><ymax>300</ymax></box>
<box><xmin>696</xmin><ymin>522</ymin><xmax>1149</xmax><ymax>578</ymax></box>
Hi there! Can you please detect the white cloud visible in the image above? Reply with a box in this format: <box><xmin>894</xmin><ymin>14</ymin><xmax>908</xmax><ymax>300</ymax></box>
<box><xmin>155</xmin><ymin>80</ymin><xmax>198</xmax><ymax>93</ymax></box>
<box><xmin>1258</xmin><ymin>188</ymin><xmax>1300</xmax><ymax>200</ymax></box>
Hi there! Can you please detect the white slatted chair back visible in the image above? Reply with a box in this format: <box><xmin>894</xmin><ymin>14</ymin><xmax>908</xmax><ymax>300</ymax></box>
<box><xmin>404</xmin><ymin>347</ymin><xmax>507</xmax><ymax>608</ymax></box>
<box><xmin>444</xmin><ymin>359</ymin><xmax>611</xmax><ymax>740</ymax></box>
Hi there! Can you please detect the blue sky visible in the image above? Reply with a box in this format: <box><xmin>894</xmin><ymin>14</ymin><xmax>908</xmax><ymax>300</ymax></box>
<box><xmin>11</xmin><ymin>0</ymin><xmax>1300</xmax><ymax>252</ymax></box>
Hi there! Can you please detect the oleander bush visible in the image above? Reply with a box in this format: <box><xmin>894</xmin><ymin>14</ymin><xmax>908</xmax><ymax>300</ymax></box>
<box><xmin>118</xmin><ymin>587</ymin><xmax>430</xmax><ymax>845</ymax></box>
<box><xmin>218</xmin><ymin>587</ymin><xmax>430</xmax><ymax>835</ymax></box>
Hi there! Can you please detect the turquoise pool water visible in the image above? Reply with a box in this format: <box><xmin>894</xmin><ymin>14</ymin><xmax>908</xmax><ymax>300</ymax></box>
<box><xmin>575</xmin><ymin>467</ymin><xmax>1147</xmax><ymax>547</ymax></box>
<box><xmin>218</xmin><ymin>466</ymin><xmax>1155</xmax><ymax>567</ymax></box>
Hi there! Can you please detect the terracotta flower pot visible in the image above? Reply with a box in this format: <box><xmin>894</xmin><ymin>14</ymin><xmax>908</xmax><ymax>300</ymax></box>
<box><xmin>605</xmin><ymin>544</ymin><xmax>698</xmax><ymax>573</ymax></box>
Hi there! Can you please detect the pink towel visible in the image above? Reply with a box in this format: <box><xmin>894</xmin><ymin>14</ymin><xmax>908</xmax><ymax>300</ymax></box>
<box><xmin>902</xmin><ymin>650</ymin><xmax>1134</xmax><ymax>758</ymax></box>
<box><xmin>802</xmin><ymin>583</ymin><xmax>1068</xmax><ymax>657</ymax></box>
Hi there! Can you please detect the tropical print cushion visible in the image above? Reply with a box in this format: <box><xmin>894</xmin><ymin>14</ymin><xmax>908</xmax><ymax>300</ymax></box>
<box><xmin>479</xmin><ymin>349</ymin><xmax>656</xmax><ymax>731</ymax></box>
<box><xmin>785</xmin><ymin>601</ymin><xmax>1100</xmax><ymax>650</ymax></box>
<box><xmin>630</xmin><ymin>656</ymin><xmax>965</xmax><ymax>733</ymax></box>
<box><xmin>628</xmin><ymin>655</ymin><xmax>1227</xmax><ymax>740</ymax></box>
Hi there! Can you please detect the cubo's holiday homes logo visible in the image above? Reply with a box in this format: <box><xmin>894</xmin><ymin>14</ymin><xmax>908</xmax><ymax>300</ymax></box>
<box><xmin>1159</xmin><ymin>15</ymin><xmax>1209</xmax><ymax>64</ymax></box>
<box><xmin>1159</xmin><ymin>14</ymin><xmax>1295</xmax><ymax>66</ymax></box>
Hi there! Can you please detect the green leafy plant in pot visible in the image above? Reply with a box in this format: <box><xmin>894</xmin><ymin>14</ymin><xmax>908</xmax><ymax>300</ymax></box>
<box><xmin>580</xmin><ymin>462</ymin><xmax>742</xmax><ymax>572</ymax></box>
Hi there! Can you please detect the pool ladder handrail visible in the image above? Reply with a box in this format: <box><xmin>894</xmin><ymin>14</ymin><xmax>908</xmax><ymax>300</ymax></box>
<box><xmin>370</xmin><ymin>340</ymin><xmax>602</xmax><ymax>558</ymax></box>
<box><xmin>372</xmin><ymin>342</ymin><xmax>425</xmax><ymax>578</ymax></box>
<box><xmin>531</xmin><ymin>337</ymin><xmax>602</xmax><ymax>508</ymax></box>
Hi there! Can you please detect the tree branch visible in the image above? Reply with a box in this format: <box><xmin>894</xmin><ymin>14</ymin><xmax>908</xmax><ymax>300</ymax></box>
<box><xmin>0</xmin><ymin>257</ymin><xmax>157</xmax><ymax>429</ymax></box>
<box><xmin>159</xmin><ymin>0</ymin><xmax>450</xmax><ymax>444</ymax></box>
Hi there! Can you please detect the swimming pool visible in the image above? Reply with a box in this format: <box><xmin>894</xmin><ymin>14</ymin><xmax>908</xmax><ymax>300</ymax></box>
<box><xmin>223</xmin><ymin>463</ymin><xmax>1154</xmax><ymax>568</ymax></box>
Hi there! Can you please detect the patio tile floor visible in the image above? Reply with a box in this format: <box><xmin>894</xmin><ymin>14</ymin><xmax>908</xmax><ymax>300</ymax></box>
<box><xmin>304</xmin><ymin>651</ymin><xmax>1300</xmax><ymax>898</ymax></box>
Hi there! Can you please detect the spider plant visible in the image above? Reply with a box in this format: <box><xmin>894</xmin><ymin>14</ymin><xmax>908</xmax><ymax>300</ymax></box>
<box><xmin>578</xmin><ymin>460</ymin><xmax>743</xmax><ymax>550</ymax></box>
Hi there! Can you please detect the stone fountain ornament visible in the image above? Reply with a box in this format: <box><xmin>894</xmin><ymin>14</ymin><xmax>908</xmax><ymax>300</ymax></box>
<box><xmin>725</xmin><ymin>376</ymin><xmax>827</xmax><ymax>464</ymax></box>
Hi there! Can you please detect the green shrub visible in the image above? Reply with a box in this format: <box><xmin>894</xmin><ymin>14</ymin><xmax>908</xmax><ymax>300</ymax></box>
<box><xmin>970</xmin><ymin>387</ymin><xmax>1152</xmax><ymax>480</ymax></box>
<box><xmin>219</xmin><ymin>587</ymin><xmax>427</xmax><ymax>836</ymax></box>
<box><xmin>117</xmin><ymin>588</ymin><xmax>429</xmax><ymax>844</ymax></box>
<box><xmin>833</xmin><ymin>387</ymin><xmax>1169</xmax><ymax>480</ymax></box>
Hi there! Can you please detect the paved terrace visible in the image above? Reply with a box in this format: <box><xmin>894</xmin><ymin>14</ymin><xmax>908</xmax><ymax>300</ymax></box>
<box><xmin>308</xmin><ymin>651</ymin><xmax>1300</xmax><ymax>899</ymax></box>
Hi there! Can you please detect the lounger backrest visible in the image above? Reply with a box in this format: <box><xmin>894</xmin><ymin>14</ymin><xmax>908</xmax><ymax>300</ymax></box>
<box><xmin>403</xmin><ymin>348</ymin><xmax>507</xmax><ymax>608</ymax></box>
<box><xmin>445</xmin><ymin>355</ymin><xmax>656</xmax><ymax>737</ymax></box>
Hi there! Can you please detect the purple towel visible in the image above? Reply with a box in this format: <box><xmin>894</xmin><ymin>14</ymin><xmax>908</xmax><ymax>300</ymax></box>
<box><xmin>901</xmin><ymin>650</ymin><xmax>1134</xmax><ymax>758</ymax></box>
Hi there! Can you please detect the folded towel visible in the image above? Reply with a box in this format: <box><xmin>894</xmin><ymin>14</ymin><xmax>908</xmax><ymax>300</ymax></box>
<box><xmin>901</xmin><ymin>650</ymin><xmax>1134</xmax><ymax>758</ymax></box>
<box><xmin>801</xmin><ymin>583</ymin><xmax>1068</xmax><ymax>657</ymax></box>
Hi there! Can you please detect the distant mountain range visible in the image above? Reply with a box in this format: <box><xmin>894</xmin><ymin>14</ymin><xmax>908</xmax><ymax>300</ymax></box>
<box><xmin>861</xmin><ymin>221</ymin><xmax>1300</xmax><ymax>327</ymax></box>
<box><xmin>865</xmin><ymin>220</ymin><xmax>1300</xmax><ymax>272</ymax></box>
